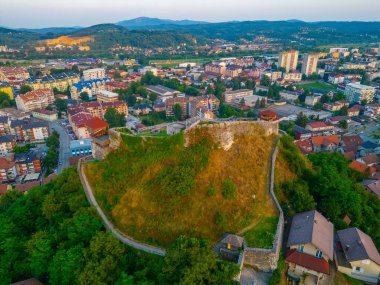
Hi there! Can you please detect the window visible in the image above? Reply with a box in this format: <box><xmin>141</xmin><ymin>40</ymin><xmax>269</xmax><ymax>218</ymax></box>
<box><xmin>316</xmin><ymin>250</ymin><xmax>323</xmax><ymax>258</ymax></box>
<box><xmin>353</xmin><ymin>267</ymin><xmax>364</xmax><ymax>273</ymax></box>
<box><xmin>297</xmin><ymin>245</ymin><xmax>304</xmax><ymax>252</ymax></box>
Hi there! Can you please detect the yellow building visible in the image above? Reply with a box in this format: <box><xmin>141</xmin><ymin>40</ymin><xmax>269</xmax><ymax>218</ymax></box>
<box><xmin>336</xmin><ymin>228</ymin><xmax>380</xmax><ymax>284</ymax></box>
<box><xmin>0</xmin><ymin>83</ymin><xmax>14</xmax><ymax>99</ymax></box>
<box><xmin>28</xmin><ymin>72</ymin><xmax>80</xmax><ymax>92</ymax></box>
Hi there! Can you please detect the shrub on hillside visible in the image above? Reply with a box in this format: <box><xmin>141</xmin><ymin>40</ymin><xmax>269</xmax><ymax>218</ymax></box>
<box><xmin>222</xmin><ymin>179</ymin><xmax>237</xmax><ymax>200</ymax></box>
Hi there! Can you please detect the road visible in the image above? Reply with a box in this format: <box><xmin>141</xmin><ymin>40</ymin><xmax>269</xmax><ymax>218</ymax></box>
<box><xmin>77</xmin><ymin>157</ymin><xmax>166</xmax><ymax>256</ymax></box>
<box><xmin>49</xmin><ymin>120</ymin><xmax>71</xmax><ymax>174</ymax></box>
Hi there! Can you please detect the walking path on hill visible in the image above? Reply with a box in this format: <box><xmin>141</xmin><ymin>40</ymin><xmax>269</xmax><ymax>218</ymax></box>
<box><xmin>77</xmin><ymin>157</ymin><xmax>166</xmax><ymax>256</ymax></box>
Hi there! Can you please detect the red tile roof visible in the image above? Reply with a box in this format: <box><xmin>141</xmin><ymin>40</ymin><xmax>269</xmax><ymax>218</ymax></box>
<box><xmin>0</xmin><ymin>157</ymin><xmax>15</xmax><ymax>169</ymax></box>
<box><xmin>285</xmin><ymin>249</ymin><xmax>330</xmax><ymax>274</ymax></box>
<box><xmin>15</xmin><ymin>181</ymin><xmax>40</xmax><ymax>192</ymax></box>
<box><xmin>350</xmin><ymin>160</ymin><xmax>376</xmax><ymax>174</ymax></box>
<box><xmin>86</xmin><ymin>117</ymin><xmax>108</xmax><ymax>131</ymax></box>
<box><xmin>307</xmin><ymin>122</ymin><xmax>328</xmax><ymax>128</ymax></box>
<box><xmin>311</xmin><ymin>135</ymin><xmax>340</xmax><ymax>147</ymax></box>
<box><xmin>295</xmin><ymin>139</ymin><xmax>313</xmax><ymax>155</ymax></box>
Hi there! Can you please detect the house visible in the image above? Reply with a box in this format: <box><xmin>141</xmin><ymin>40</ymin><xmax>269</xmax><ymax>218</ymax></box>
<box><xmin>294</xmin><ymin>126</ymin><xmax>312</xmax><ymax>140</ymax></box>
<box><xmin>360</xmin><ymin>180</ymin><xmax>380</xmax><ymax>198</ymax></box>
<box><xmin>0</xmin><ymin>135</ymin><xmax>16</xmax><ymax>156</ymax></box>
<box><xmin>14</xmin><ymin>151</ymin><xmax>42</xmax><ymax>175</ymax></box>
<box><xmin>286</xmin><ymin>210</ymin><xmax>334</xmax><ymax>285</ymax></box>
<box><xmin>305</xmin><ymin>122</ymin><xmax>334</xmax><ymax>133</ymax></box>
<box><xmin>295</xmin><ymin>139</ymin><xmax>313</xmax><ymax>155</ymax></box>
<box><xmin>311</xmin><ymin>135</ymin><xmax>340</xmax><ymax>152</ymax></box>
<box><xmin>359</xmin><ymin>141</ymin><xmax>380</xmax><ymax>156</ymax></box>
<box><xmin>259</xmin><ymin>110</ymin><xmax>278</xmax><ymax>121</ymax></box>
<box><xmin>335</xmin><ymin>228</ymin><xmax>380</xmax><ymax>284</ymax></box>
<box><xmin>349</xmin><ymin>160</ymin><xmax>376</xmax><ymax>175</ymax></box>
<box><xmin>132</xmin><ymin>104</ymin><xmax>152</xmax><ymax>115</ymax></box>
<box><xmin>32</xmin><ymin>109</ymin><xmax>58</xmax><ymax>122</ymax></box>
<box><xmin>348</xmin><ymin>107</ymin><xmax>360</xmax><ymax>117</ymax></box>
<box><xmin>223</xmin><ymin>89</ymin><xmax>253</xmax><ymax>104</ymax></box>
<box><xmin>153</xmin><ymin>102</ymin><xmax>166</xmax><ymax>112</ymax></box>
<box><xmin>357</xmin><ymin>154</ymin><xmax>380</xmax><ymax>167</ymax></box>
<box><xmin>0</xmin><ymin>157</ymin><xmax>17</xmax><ymax>182</ymax></box>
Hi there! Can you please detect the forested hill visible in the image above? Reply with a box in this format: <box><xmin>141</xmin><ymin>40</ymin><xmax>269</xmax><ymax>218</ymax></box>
<box><xmin>0</xmin><ymin>24</ymin><xmax>201</xmax><ymax>49</ymax></box>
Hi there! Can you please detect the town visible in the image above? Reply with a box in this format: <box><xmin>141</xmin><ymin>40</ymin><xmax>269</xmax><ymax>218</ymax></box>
<box><xmin>1</xmin><ymin>15</ymin><xmax>380</xmax><ymax>285</ymax></box>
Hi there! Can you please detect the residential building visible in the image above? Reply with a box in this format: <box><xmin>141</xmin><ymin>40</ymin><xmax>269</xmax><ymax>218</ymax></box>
<box><xmin>165</xmin><ymin>95</ymin><xmax>219</xmax><ymax>119</ymax></box>
<box><xmin>205</xmin><ymin>63</ymin><xmax>227</xmax><ymax>76</ymax></box>
<box><xmin>70</xmin><ymin>78</ymin><xmax>109</xmax><ymax>100</ymax></box>
<box><xmin>146</xmin><ymin>85</ymin><xmax>183</xmax><ymax>102</ymax></box>
<box><xmin>323</xmin><ymin>101</ymin><xmax>349</xmax><ymax>112</ymax></box>
<box><xmin>305</xmin><ymin>95</ymin><xmax>321</xmax><ymax>107</ymax></box>
<box><xmin>106</xmin><ymin>81</ymin><xmax>128</xmax><ymax>91</ymax></box>
<box><xmin>0</xmin><ymin>82</ymin><xmax>14</xmax><ymax>99</ymax></box>
<box><xmin>15</xmin><ymin>89</ymin><xmax>54</xmax><ymax>112</ymax></box>
<box><xmin>311</xmin><ymin>135</ymin><xmax>340</xmax><ymax>152</ymax></box>
<box><xmin>27</xmin><ymin>72</ymin><xmax>80</xmax><ymax>92</ymax></box>
<box><xmin>225</xmin><ymin>65</ymin><xmax>242</xmax><ymax>78</ymax></box>
<box><xmin>223</xmin><ymin>89</ymin><xmax>253</xmax><ymax>104</ymax></box>
<box><xmin>153</xmin><ymin>102</ymin><xmax>166</xmax><ymax>112</ymax></box>
<box><xmin>348</xmin><ymin>107</ymin><xmax>360</xmax><ymax>117</ymax></box>
<box><xmin>344</xmin><ymin>83</ymin><xmax>376</xmax><ymax>104</ymax></box>
<box><xmin>283</xmin><ymin>71</ymin><xmax>302</xmax><ymax>82</ymax></box>
<box><xmin>69</xmin><ymin>112</ymin><xmax>109</xmax><ymax>139</ymax></box>
<box><xmin>32</xmin><ymin>109</ymin><xmax>58</xmax><ymax>122</ymax></box>
<box><xmin>14</xmin><ymin>151</ymin><xmax>42</xmax><ymax>175</ymax></box>
<box><xmin>357</xmin><ymin>154</ymin><xmax>380</xmax><ymax>167</ymax></box>
<box><xmin>132</xmin><ymin>104</ymin><xmax>152</xmax><ymax>115</ymax></box>
<box><xmin>70</xmin><ymin>139</ymin><xmax>92</xmax><ymax>157</ymax></box>
<box><xmin>329</xmin><ymin>47</ymin><xmax>349</xmax><ymax>54</ymax></box>
<box><xmin>294</xmin><ymin>125</ymin><xmax>312</xmax><ymax>140</ymax></box>
<box><xmin>278</xmin><ymin>50</ymin><xmax>299</xmax><ymax>72</ymax></box>
<box><xmin>0</xmin><ymin>158</ymin><xmax>17</xmax><ymax>182</ymax></box>
<box><xmin>139</xmin><ymin>66</ymin><xmax>158</xmax><ymax>76</ymax></box>
<box><xmin>302</xmin><ymin>53</ymin><xmax>319</xmax><ymax>76</ymax></box>
<box><xmin>165</xmin><ymin>97</ymin><xmax>191</xmax><ymax>120</ymax></box>
<box><xmin>0</xmin><ymin>135</ymin><xmax>16</xmax><ymax>156</ymax></box>
<box><xmin>286</xmin><ymin>210</ymin><xmax>334</xmax><ymax>285</ymax></box>
<box><xmin>83</xmin><ymin>68</ymin><xmax>106</xmax><ymax>81</ymax></box>
<box><xmin>305</xmin><ymin>122</ymin><xmax>334</xmax><ymax>132</ymax></box>
<box><xmin>22</xmin><ymin>122</ymin><xmax>50</xmax><ymax>141</ymax></box>
<box><xmin>0</xmin><ymin>116</ymin><xmax>11</xmax><ymax>136</ymax></box>
<box><xmin>68</xmin><ymin>101</ymin><xmax>128</xmax><ymax>119</ymax></box>
<box><xmin>349</xmin><ymin>160</ymin><xmax>376</xmax><ymax>175</ymax></box>
<box><xmin>97</xmin><ymin>90</ymin><xmax>119</xmax><ymax>103</ymax></box>
<box><xmin>328</xmin><ymin>73</ymin><xmax>345</xmax><ymax>85</ymax></box>
<box><xmin>335</xmin><ymin>228</ymin><xmax>380</xmax><ymax>284</ymax></box>
<box><xmin>0</xmin><ymin>67</ymin><xmax>30</xmax><ymax>83</ymax></box>
<box><xmin>360</xmin><ymin>180</ymin><xmax>380</xmax><ymax>198</ymax></box>
<box><xmin>295</xmin><ymin>139</ymin><xmax>313</xmax><ymax>155</ymax></box>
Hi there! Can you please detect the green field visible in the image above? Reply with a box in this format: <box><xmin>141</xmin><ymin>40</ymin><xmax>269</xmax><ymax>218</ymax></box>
<box><xmin>242</xmin><ymin>216</ymin><xmax>278</xmax><ymax>248</ymax></box>
<box><xmin>297</xmin><ymin>82</ymin><xmax>337</xmax><ymax>91</ymax></box>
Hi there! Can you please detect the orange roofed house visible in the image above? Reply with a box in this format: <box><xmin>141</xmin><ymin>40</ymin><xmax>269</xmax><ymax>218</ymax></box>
<box><xmin>311</xmin><ymin>135</ymin><xmax>340</xmax><ymax>152</ymax></box>
<box><xmin>259</xmin><ymin>110</ymin><xmax>278</xmax><ymax>121</ymax></box>
<box><xmin>15</xmin><ymin>89</ymin><xmax>54</xmax><ymax>112</ymax></box>
<box><xmin>69</xmin><ymin>112</ymin><xmax>109</xmax><ymax>139</ymax></box>
<box><xmin>349</xmin><ymin>160</ymin><xmax>376</xmax><ymax>176</ymax></box>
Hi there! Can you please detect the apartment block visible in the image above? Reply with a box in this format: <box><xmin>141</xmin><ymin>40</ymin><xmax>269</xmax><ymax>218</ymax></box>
<box><xmin>15</xmin><ymin>89</ymin><xmax>54</xmax><ymax>112</ymax></box>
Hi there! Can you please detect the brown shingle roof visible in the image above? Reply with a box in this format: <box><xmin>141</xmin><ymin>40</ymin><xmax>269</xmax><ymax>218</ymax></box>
<box><xmin>286</xmin><ymin>249</ymin><xmax>330</xmax><ymax>274</ymax></box>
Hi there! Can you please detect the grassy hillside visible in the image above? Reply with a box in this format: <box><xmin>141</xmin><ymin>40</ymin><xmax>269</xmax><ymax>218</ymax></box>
<box><xmin>85</xmin><ymin>126</ymin><xmax>278</xmax><ymax>247</ymax></box>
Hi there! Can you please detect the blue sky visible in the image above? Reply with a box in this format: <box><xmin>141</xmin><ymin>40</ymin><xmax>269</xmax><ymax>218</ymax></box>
<box><xmin>1</xmin><ymin>0</ymin><xmax>379</xmax><ymax>28</ymax></box>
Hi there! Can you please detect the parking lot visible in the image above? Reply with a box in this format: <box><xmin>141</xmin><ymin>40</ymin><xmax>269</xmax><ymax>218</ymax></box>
<box><xmin>268</xmin><ymin>104</ymin><xmax>332</xmax><ymax>120</ymax></box>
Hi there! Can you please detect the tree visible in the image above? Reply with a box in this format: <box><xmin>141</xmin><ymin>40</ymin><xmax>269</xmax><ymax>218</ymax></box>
<box><xmin>295</xmin><ymin>112</ymin><xmax>308</xmax><ymax>128</ymax></box>
<box><xmin>0</xmin><ymin>91</ymin><xmax>15</xmax><ymax>108</ymax></box>
<box><xmin>148</xmin><ymin>93</ymin><xmax>157</xmax><ymax>102</ymax></box>
<box><xmin>339</xmin><ymin>120</ymin><xmax>348</xmax><ymax>129</ymax></box>
<box><xmin>161</xmin><ymin>236</ymin><xmax>239</xmax><ymax>285</ymax></box>
<box><xmin>260</xmin><ymin>75</ymin><xmax>271</xmax><ymax>86</ymax></box>
<box><xmin>104</xmin><ymin>108</ymin><xmax>126</xmax><ymax>128</ymax></box>
<box><xmin>55</xmin><ymin>98</ymin><xmax>67</xmax><ymax>113</ymax></box>
<box><xmin>80</xmin><ymin>92</ymin><xmax>90</xmax><ymax>101</ymax></box>
<box><xmin>254</xmin><ymin>99</ymin><xmax>260</xmax><ymax>109</ymax></box>
<box><xmin>340</xmin><ymin>106</ymin><xmax>348</xmax><ymax>116</ymax></box>
<box><xmin>173</xmin><ymin>104</ymin><xmax>183</xmax><ymax>121</ymax></box>
<box><xmin>260</xmin><ymin>98</ymin><xmax>266</xmax><ymax>108</ymax></box>
<box><xmin>20</xmin><ymin>85</ymin><xmax>32</xmax><ymax>94</ymax></box>
<box><xmin>78</xmin><ymin>232</ymin><xmax>126</xmax><ymax>285</ymax></box>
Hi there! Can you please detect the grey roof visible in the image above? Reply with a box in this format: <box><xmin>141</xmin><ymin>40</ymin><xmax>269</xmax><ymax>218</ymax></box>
<box><xmin>287</xmin><ymin>210</ymin><xmax>334</xmax><ymax>260</ymax></box>
<box><xmin>146</xmin><ymin>85</ymin><xmax>178</xmax><ymax>95</ymax></box>
<box><xmin>22</xmin><ymin>122</ymin><xmax>49</xmax><ymax>130</ymax></box>
<box><xmin>220</xmin><ymin>234</ymin><xmax>244</xmax><ymax>248</ymax></box>
<box><xmin>0</xmin><ymin>116</ymin><xmax>8</xmax><ymax>123</ymax></box>
<box><xmin>0</xmin><ymin>135</ymin><xmax>15</xmax><ymax>143</ymax></box>
<box><xmin>337</xmin><ymin>228</ymin><xmax>380</xmax><ymax>266</ymax></box>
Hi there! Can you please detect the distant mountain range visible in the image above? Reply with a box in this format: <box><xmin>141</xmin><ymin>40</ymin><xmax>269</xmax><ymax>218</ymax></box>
<box><xmin>0</xmin><ymin>17</ymin><xmax>380</xmax><ymax>51</ymax></box>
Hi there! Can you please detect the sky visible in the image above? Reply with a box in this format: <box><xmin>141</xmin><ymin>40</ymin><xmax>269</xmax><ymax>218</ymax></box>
<box><xmin>1</xmin><ymin>0</ymin><xmax>380</xmax><ymax>28</ymax></box>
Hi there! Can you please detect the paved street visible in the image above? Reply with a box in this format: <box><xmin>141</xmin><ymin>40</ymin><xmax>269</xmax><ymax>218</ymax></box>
<box><xmin>49</xmin><ymin>120</ymin><xmax>71</xmax><ymax>174</ymax></box>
